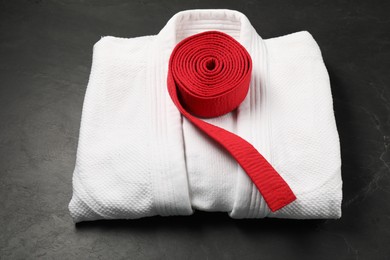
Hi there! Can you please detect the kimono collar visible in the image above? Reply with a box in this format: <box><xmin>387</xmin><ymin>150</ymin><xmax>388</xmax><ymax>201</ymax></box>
<box><xmin>154</xmin><ymin>9</ymin><xmax>261</xmax><ymax>53</ymax></box>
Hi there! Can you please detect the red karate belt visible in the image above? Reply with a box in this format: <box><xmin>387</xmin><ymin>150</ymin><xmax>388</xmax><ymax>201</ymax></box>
<box><xmin>167</xmin><ymin>31</ymin><xmax>296</xmax><ymax>212</ymax></box>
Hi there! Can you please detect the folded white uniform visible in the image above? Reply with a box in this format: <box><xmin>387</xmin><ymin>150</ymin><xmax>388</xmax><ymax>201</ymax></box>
<box><xmin>69</xmin><ymin>9</ymin><xmax>343</xmax><ymax>222</ymax></box>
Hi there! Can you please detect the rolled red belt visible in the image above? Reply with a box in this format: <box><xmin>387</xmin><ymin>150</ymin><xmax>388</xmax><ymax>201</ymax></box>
<box><xmin>167</xmin><ymin>31</ymin><xmax>296</xmax><ymax>212</ymax></box>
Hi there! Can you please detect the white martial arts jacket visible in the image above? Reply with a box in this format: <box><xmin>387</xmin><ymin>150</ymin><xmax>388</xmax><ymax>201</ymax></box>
<box><xmin>69</xmin><ymin>9</ymin><xmax>342</xmax><ymax>222</ymax></box>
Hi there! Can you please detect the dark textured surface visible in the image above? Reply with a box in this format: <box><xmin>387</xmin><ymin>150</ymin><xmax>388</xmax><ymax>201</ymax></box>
<box><xmin>0</xmin><ymin>0</ymin><xmax>389</xmax><ymax>259</ymax></box>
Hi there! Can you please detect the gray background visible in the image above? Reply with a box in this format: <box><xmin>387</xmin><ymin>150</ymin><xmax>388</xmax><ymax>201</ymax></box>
<box><xmin>1</xmin><ymin>0</ymin><xmax>389</xmax><ymax>259</ymax></box>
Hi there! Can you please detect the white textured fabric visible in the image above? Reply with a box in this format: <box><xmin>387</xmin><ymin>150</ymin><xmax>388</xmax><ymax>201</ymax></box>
<box><xmin>69</xmin><ymin>9</ymin><xmax>342</xmax><ymax>222</ymax></box>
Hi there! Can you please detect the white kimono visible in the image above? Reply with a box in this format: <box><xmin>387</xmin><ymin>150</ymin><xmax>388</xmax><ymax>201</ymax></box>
<box><xmin>69</xmin><ymin>9</ymin><xmax>342</xmax><ymax>222</ymax></box>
